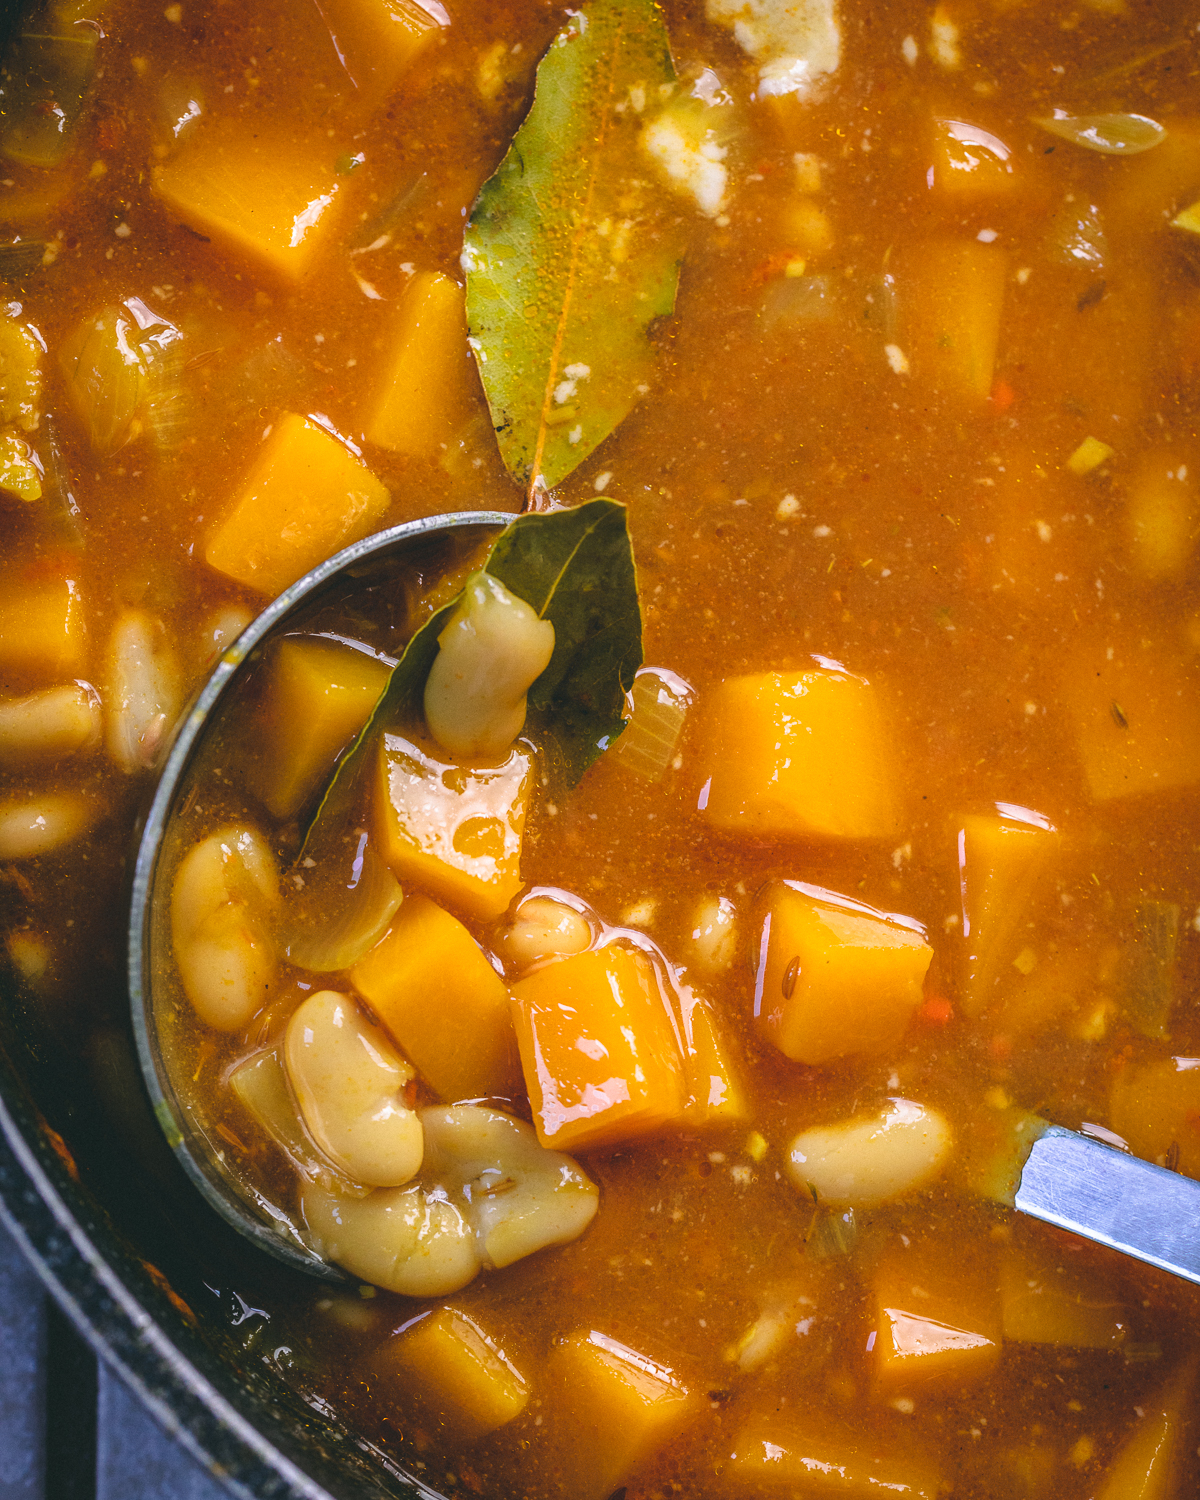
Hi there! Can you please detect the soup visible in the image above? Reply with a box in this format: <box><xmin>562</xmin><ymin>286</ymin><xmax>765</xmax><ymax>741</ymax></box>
<box><xmin>3</xmin><ymin>0</ymin><xmax>1200</xmax><ymax>1497</ymax></box>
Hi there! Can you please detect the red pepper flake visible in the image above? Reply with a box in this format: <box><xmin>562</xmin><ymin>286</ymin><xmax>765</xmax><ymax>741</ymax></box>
<box><xmin>988</xmin><ymin>1033</ymin><xmax>1013</xmax><ymax>1063</ymax></box>
<box><xmin>990</xmin><ymin>378</ymin><xmax>1015</xmax><ymax>412</ymax></box>
<box><xmin>918</xmin><ymin>994</ymin><xmax>954</xmax><ymax>1025</ymax></box>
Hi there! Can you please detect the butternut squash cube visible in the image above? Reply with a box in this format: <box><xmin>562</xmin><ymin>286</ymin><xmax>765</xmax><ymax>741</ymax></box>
<box><xmin>958</xmin><ymin>806</ymin><xmax>1059</xmax><ymax>1016</ymax></box>
<box><xmin>1124</xmin><ymin>450</ymin><xmax>1197</xmax><ymax>582</ymax></box>
<box><xmin>673</xmin><ymin>984</ymin><xmax>747</xmax><ymax>1126</ymax></box>
<box><xmin>380</xmin><ymin>1306</ymin><xmax>528</xmax><ymax>1442</ymax></box>
<box><xmin>930</xmin><ymin>119</ymin><xmax>1017</xmax><ymax>198</ymax></box>
<box><xmin>0</xmin><ymin>575</ymin><xmax>86</xmax><ymax>683</ymax></box>
<box><xmin>1095</xmin><ymin>1364</ymin><xmax>1192</xmax><ymax>1500</ymax></box>
<box><xmin>544</xmin><ymin>1330</ymin><xmax>699</xmax><ymax>1500</ymax></box>
<box><xmin>350</xmin><ymin>893</ymin><xmax>520</xmax><ymax>1102</ymax></box>
<box><xmin>206</xmin><ymin>414</ymin><xmax>391</xmax><ymax>599</ymax></box>
<box><xmin>510</xmin><ymin>946</ymin><xmax>686</xmax><ymax>1152</ymax></box>
<box><xmin>314</xmin><ymin>0</ymin><xmax>446</xmax><ymax>107</ymax></box>
<box><xmin>153</xmin><ymin>125</ymin><xmax>342</xmax><ymax>281</ymax></box>
<box><xmin>872</xmin><ymin>1253</ymin><xmax>1001</xmax><ymax>1391</ymax></box>
<box><xmin>364</xmin><ymin>271</ymin><xmax>475</xmax><ymax>455</ymax></box>
<box><xmin>754</xmin><ymin>881</ymin><xmax>931</xmax><ymax>1065</ymax></box>
<box><xmin>246</xmin><ymin>637</ymin><xmax>388</xmax><ymax>820</ymax></box>
<box><xmin>729</xmin><ymin>1416</ymin><xmax>942</xmax><ymax>1499</ymax></box>
<box><xmin>374</xmin><ymin>732</ymin><xmax>531</xmax><ymax>920</ymax></box>
<box><xmin>1063</xmin><ymin>635</ymin><xmax>1200</xmax><ymax>802</ymax></box>
<box><xmin>1109</xmin><ymin>1057</ymin><xmax>1200</xmax><ymax>1180</ymax></box>
<box><xmin>696</xmin><ymin>667</ymin><xmax>899</xmax><ymax>840</ymax></box>
<box><xmin>999</xmin><ymin>1236</ymin><xmax>1129</xmax><ymax>1348</ymax></box>
<box><xmin>895</xmin><ymin>239</ymin><xmax>1008</xmax><ymax>399</ymax></box>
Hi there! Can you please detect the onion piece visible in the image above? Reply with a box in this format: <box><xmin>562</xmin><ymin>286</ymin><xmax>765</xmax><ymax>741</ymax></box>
<box><xmin>281</xmin><ymin>829</ymin><xmax>402</xmax><ymax>973</ymax></box>
<box><xmin>611</xmin><ymin>667</ymin><xmax>692</xmax><ymax>782</ymax></box>
<box><xmin>1034</xmin><ymin>111</ymin><xmax>1165</xmax><ymax>156</ymax></box>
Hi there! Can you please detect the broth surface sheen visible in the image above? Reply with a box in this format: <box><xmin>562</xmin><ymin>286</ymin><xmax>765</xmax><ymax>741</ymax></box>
<box><xmin>3</xmin><ymin>2</ymin><xmax>1200</xmax><ymax>1498</ymax></box>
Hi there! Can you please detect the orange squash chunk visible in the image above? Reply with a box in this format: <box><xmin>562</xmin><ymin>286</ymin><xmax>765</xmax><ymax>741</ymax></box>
<box><xmin>754</xmin><ymin>881</ymin><xmax>931</xmax><ymax>1064</ymax></box>
<box><xmin>379</xmin><ymin>1307</ymin><xmax>528</xmax><ymax>1442</ymax></box>
<box><xmin>206</xmin><ymin>414</ymin><xmax>391</xmax><ymax>598</ymax></box>
<box><xmin>729</xmin><ymin>1415</ymin><xmax>942</xmax><ymax>1498</ymax></box>
<box><xmin>930</xmin><ymin>119</ymin><xmax>1017</xmax><ymax>198</ymax></box>
<box><xmin>314</xmin><ymin>0</ymin><xmax>446</xmax><ymax>106</ymax></box>
<box><xmin>510</xmin><ymin>946</ymin><xmax>685</xmax><ymax>1152</ymax></box>
<box><xmin>374</xmin><ymin>732</ymin><xmax>532</xmax><ymax>921</ymax></box>
<box><xmin>543</xmin><ymin>1331</ymin><xmax>699</xmax><ymax>1500</ymax></box>
<box><xmin>872</xmin><ymin>1252</ymin><xmax>1001</xmax><ymax>1391</ymax></box>
<box><xmin>958</xmin><ymin>805</ymin><xmax>1059</xmax><ymax>1016</ymax></box>
<box><xmin>895</xmin><ymin>239</ymin><xmax>1008</xmax><ymax>400</ymax></box>
<box><xmin>247</xmin><ymin>637</ymin><xmax>389</xmax><ymax>820</ymax></box>
<box><xmin>1063</xmin><ymin>634</ymin><xmax>1200</xmax><ymax>802</ymax></box>
<box><xmin>696</xmin><ymin>667</ymin><xmax>899</xmax><ymax>839</ymax></box>
<box><xmin>153</xmin><ymin>124</ymin><xmax>342</xmax><ymax>282</ymax></box>
<box><xmin>350</xmin><ymin>893</ymin><xmax>520</xmax><ymax>1103</ymax></box>
<box><xmin>672</xmin><ymin>983</ymin><xmax>747</xmax><ymax>1126</ymax></box>
<box><xmin>0</xmin><ymin>575</ymin><xmax>85</xmax><ymax>683</ymax></box>
<box><xmin>364</xmin><ymin>272</ymin><xmax>475</xmax><ymax>455</ymax></box>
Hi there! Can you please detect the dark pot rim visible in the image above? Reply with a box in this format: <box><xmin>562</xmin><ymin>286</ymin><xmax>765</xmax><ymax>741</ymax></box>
<box><xmin>0</xmin><ymin>509</ymin><xmax>514</xmax><ymax>1500</ymax></box>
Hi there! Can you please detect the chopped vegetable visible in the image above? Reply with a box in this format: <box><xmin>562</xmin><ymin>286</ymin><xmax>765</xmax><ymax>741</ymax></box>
<box><xmin>350</xmin><ymin>892</ymin><xmax>521</xmax><ymax>1103</ymax></box>
<box><xmin>697</xmin><ymin>667</ymin><xmax>899</xmax><ymax>838</ymax></box>
<box><xmin>0</xmin><ymin>3</ymin><xmax>102</xmax><ymax>169</ymax></box>
<box><xmin>1173</xmin><ymin>199</ymin><xmax>1200</xmax><ymax>235</ymax></box>
<box><xmin>611</xmin><ymin>667</ymin><xmax>691</xmax><ymax>782</ymax></box>
<box><xmin>0</xmin><ymin>429</ymin><xmax>41</xmax><ymax>499</ymax></box>
<box><xmin>0</xmin><ymin>314</ymin><xmax>43</xmax><ymax>431</ymax></box>
<box><xmin>873</xmin><ymin>1251</ymin><xmax>1002</xmax><ymax>1389</ymax></box>
<box><xmin>0</xmin><ymin>572</ymin><xmax>85</xmax><ymax>678</ymax></box>
<box><xmin>204</xmin><ymin>413</ymin><xmax>391</xmax><ymax>598</ymax></box>
<box><xmin>1066</xmin><ymin>435</ymin><xmax>1114</xmax><ymax>475</ymax></box>
<box><xmin>542</xmin><ymin>1330</ymin><xmax>698</xmax><ymax>1500</ymax></box>
<box><xmin>805</xmin><ymin>1204</ymin><xmax>856</xmax><ymax>1260</ymax></box>
<box><xmin>1121</xmin><ymin>901</ymin><xmax>1181</xmax><ymax>1040</ymax></box>
<box><xmin>1035</xmin><ymin>111</ymin><xmax>1166</xmax><ymax>156</ymax></box>
<box><xmin>279</xmin><ymin>828</ymin><xmax>402</xmax><ymax>973</ymax></box>
<box><xmin>60</xmin><ymin>299</ymin><xmax>182</xmax><ymax>456</ymax></box>
<box><xmin>379</xmin><ymin>1307</ymin><xmax>528</xmax><ymax>1443</ymax></box>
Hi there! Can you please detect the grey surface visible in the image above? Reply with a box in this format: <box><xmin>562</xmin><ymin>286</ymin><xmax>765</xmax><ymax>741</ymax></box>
<box><xmin>1016</xmin><ymin>1124</ymin><xmax>1200</xmax><ymax>1284</ymax></box>
<box><xmin>0</xmin><ymin>1211</ymin><xmax>229</xmax><ymax>1500</ymax></box>
<box><xmin>0</xmin><ymin>1211</ymin><xmax>45</xmax><ymax>1499</ymax></box>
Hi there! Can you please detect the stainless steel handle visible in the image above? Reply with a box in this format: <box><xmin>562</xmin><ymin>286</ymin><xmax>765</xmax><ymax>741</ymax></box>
<box><xmin>1015</xmin><ymin>1125</ymin><xmax>1200</xmax><ymax>1285</ymax></box>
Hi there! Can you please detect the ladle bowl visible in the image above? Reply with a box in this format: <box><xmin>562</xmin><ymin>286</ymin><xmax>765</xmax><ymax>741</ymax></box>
<box><xmin>128</xmin><ymin>509</ymin><xmax>511</xmax><ymax>1282</ymax></box>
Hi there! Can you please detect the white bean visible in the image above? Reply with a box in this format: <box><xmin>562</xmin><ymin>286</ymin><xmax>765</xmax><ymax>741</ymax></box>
<box><xmin>105</xmin><ymin>608</ymin><xmax>181</xmax><ymax>772</ymax></box>
<box><xmin>284</xmin><ymin>990</ymin><xmax>422</xmax><ymax>1188</ymax></box>
<box><xmin>423</xmin><ymin>571</ymin><xmax>555</xmax><ymax>761</ymax></box>
<box><xmin>301</xmin><ymin>1103</ymin><xmax>598</xmax><ymax>1294</ymax></box>
<box><xmin>199</xmin><ymin>604</ymin><xmax>254</xmax><ymax>664</ymax></box>
<box><xmin>499</xmin><ymin>894</ymin><xmax>592</xmax><ymax>971</ymax></box>
<box><xmin>786</xmin><ymin>1098</ymin><xmax>952</xmax><ymax>1209</ymax></box>
<box><xmin>0</xmin><ymin>792</ymin><xmax>95</xmax><ymax>860</ymax></box>
<box><xmin>0</xmin><ymin>684</ymin><xmax>101</xmax><ymax>764</ymax></box>
<box><xmin>170</xmin><ymin>826</ymin><xmax>277</xmax><ymax>1031</ymax></box>
<box><xmin>689</xmin><ymin>894</ymin><xmax>737</xmax><ymax>972</ymax></box>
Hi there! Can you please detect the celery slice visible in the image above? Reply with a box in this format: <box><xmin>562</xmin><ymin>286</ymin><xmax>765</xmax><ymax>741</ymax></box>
<box><xmin>1034</xmin><ymin>111</ymin><xmax>1165</xmax><ymax>156</ymax></box>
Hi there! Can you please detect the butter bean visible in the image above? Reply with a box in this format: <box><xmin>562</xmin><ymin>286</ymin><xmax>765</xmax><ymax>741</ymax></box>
<box><xmin>0</xmin><ymin>683</ymin><xmax>101</xmax><ymax>764</ymax></box>
<box><xmin>284</xmin><ymin>990</ymin><xmax>422</xmax><ymax>1188</ymax></box>
<box><xmin>0</xmin><ymin>791</ymin><xmax>95</xmax><ymax>860</ymax></box>
<box><xmin>786</xmin><ymin>1098</ymin><xmax>952</xmax><ymax>1209</ymax></box>
<box><xmin>500</xmin><ymin>894</ymin><xmax>592</xmax><ymax>971</ymax></box>
<box><xmin>170</xmin><ymin>826</ymin><xmax>277</xmax><ymax>1031</ymax></box>
<box><xmin>424</xmin><ymin>571</ymin><xmax>555</xmax><ymax>761</ymax></box>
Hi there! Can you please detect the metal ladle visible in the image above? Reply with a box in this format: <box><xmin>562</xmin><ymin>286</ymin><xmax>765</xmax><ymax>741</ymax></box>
<box><xmin>130</xmin><ymin>512</ymin><xmax>1200</xmax><ymax>1293</ymax></box>
<box><xmin>128</xmin><ymin>510</ymin><xmax>510</xmax><ymax>1282</ymax></box>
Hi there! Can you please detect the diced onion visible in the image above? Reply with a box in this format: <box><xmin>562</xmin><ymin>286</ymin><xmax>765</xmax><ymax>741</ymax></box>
<box><xmin>611</xmin><ymin>667</ymin><xmax>691</xmax><ymax>782</ymax></box>
<box><xmin>1034</xmin><ymin>111</ymin><xmax>1165</xmax><ymax>156</ymax></box>
<box><xmin>282</xmin><ymin>831</ymin><xmax>402</xmax><ymax>972</ymax></box>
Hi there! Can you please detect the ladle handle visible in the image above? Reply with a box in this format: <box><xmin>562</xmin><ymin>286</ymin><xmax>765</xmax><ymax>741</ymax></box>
<box><xmin>1015</xmin><ymin>1125</ymin><xmax>1200</xmax><ymax>1286</ymax></box>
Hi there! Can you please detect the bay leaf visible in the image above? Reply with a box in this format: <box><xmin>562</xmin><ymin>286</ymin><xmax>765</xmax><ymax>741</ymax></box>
<box><xmin>463</xmin><ymin>0</ymin><xmax>685</xmax><ymax>495</ymax></box>
<box><xmin>299</xmin><ymin>499</ymin><xmax>641</xmax><ymax>858</ymax></box>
